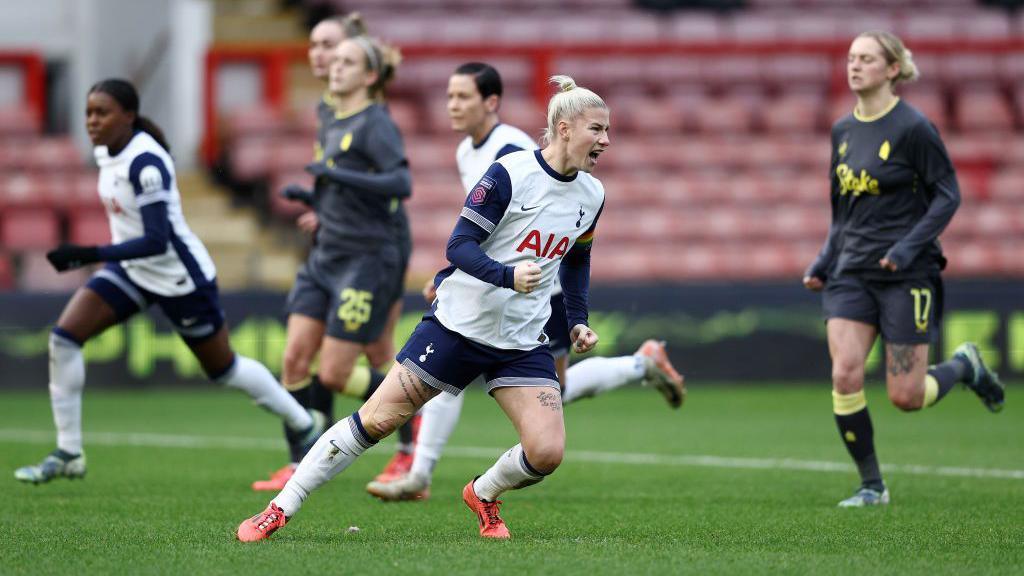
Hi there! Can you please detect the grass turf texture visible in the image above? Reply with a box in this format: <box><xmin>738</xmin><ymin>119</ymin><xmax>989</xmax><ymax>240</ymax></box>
<box><xmin>1</xmin><ymin>384</ymin><xmax>1021</xmax><ymax>575</ymax></box>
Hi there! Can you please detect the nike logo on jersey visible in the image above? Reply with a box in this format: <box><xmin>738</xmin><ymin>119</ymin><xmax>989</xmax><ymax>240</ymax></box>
<box><xmin>521</xmin><ymin>204</ymin><xmax>540</xmax><ymax>212</ymax></box>
<box><xmin>180</xmin><ymin>317</ymin><xmax>199</xmax><ymax>327</ymax></box>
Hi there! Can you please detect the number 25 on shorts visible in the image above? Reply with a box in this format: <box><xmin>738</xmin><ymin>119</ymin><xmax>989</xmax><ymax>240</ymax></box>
<box><xmin>338</xmin><ymin>288</ymin><xmax>373</xmax><ymax>332</ymax></box>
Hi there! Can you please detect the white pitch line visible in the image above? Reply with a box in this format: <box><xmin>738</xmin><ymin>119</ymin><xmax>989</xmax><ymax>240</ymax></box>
<box><xmin>1</xmin><ymin>429</ymin><xmax>1022</xmax><ymax>480</ymax></box>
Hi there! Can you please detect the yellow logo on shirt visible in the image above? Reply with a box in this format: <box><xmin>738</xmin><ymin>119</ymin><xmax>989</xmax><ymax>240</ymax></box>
<box><xmin>838</xmin><ymin>141</ymin><xmax>848</xmax><ymax>157</ymax></box>
<box><xmin>878</xmin><ymin>140</ymin><xmax>891</xmax><ymax>161</ymax></box>
<box><xmin>340</xmin><ymin>132</ymin><xmax>353</xmax><ymax>152</ymax></box>
<box><xmin>835</xmin><ymin>163</ymin><xmax>880</xmax><ymax>196</ymax></box>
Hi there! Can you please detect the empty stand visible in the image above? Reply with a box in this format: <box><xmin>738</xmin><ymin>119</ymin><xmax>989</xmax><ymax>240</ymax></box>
<box><xmin>203</xmin><ymin>3</ymin><xmax>1024</xmax><ymax>283</ymax></box>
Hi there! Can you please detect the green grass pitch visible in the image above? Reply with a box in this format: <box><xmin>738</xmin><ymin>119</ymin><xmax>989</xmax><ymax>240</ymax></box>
<box><xmin>1</xmin><ymin>383</ymin><xmax>1021</xmax><ymax>575</ymax></box>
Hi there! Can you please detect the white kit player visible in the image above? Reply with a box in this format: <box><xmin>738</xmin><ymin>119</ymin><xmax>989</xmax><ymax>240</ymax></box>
<box><xmin>237</xmin><ymin>75</ymin><xmax>613</xmax><ymax>541</ymax></box>
<box><xmin>365</xmin><ymin>62</ymin><xmax>687</xmax><ymax>502</ymax></box>
<box><xmin>14</xmin><ymin>79</ymin><xmax>326</xmax><ymax>484</ymax></box>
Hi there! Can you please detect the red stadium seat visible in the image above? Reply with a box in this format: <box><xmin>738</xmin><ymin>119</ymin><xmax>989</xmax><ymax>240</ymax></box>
<box><xmin>498</xmin><ymin>100</ymin><xmax>545</xmax><ymax>137</ymax></box>
<box><xmin>691</xmin><ymin>95</ymin><xmax>756</xmax><ymax>133</ymax></box>
<box><xmin>988</xmin><ymin>169</ymin><xmax>1024</xmax><ymax>201</ymax></box>
<box><xmin>941</xmin><ymin>54</ymin><xmax>1000</xmax><ymax>86</ymax></box>
<box><xmin>229</xmin><ymin>136</ymin><xmax>275</xmax><ymax>181</ymax></box>
<box><xmin>409</xmin><ymin>177</ymin><xmax>463</xmax><ymax>211</ymax></box>
<box><xmin>0</xmin><ymin>107</ymin><xmax>41</xmax><ymax>137</ymax></box>
<box><xmin>762</xmin><ymin>91</ymin><xmax>825</xmax><ymax>133</ymax></box>
<box><xmin>667</xmin><ymin>12</ymin><xmax>723</xmax><ymax>42</ymax></box>
<box><xmin>387</xmin><ymin>99</ymin><xmax>423</xmax><ymax>136</ymax></box>
<box><xmin>16</xmin><ymin>250</ymin><xmax>91</xmax><ymax>292</ymax></box>
<box><xmin>955</xmin><ymin>87</ymin><xmax>1014</xmax><ymax>133</ymax></box>
<box><xmin>68</xmin><ymin>210</ymin><xmax>110</xmax><ymax>245</ymax></box>
<box><xmin>226</xmin><ymin>105</ymin><xmax>288</xmax><ymax>138</ymax></box>
<box><xmin>610</xmin><ymin>95</ymin><xmax>684</xmax><ymax>135</ymax></box>
<box><xmin>0</xmin><ymin>173</ymin><xmax>47</xmax><ymax>210</ymax></box>
<box><xmin>25</xmin><ymin>138</ymin><xmax>84</xmax><ymax>172</ymax></box>
<box><xmin>0</xmin><ymin>251</ymin><xmax>12</xmax><ymax>290</ymax></box>
<box><xmin>405</xmin><ymin>137</ymin><xmax>459</xmax><ymax>173</ymax></box>
<box><xmin>0</xmin><ymin>207</ymin><xmax>60</xmax><ymax>250</ymax></box>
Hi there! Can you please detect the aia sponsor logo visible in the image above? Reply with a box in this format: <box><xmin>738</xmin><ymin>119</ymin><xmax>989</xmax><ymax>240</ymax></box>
<box><xmin>516</xmin><ymin>230</ymin><xmax>570</xmax><ymax>259</ymax></box>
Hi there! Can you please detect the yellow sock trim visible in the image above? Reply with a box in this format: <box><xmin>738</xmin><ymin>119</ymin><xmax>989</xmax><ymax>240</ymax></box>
<box><xmin>832</xmin><ymin>390</ymin><xmax>867</xmax><ymax>415</ymax></box>
<box><xmin>341</xmin><ymin>365</ymin><xmax>371</xmax><ymax>399</ymax></box>
<box><xmin>283</xmin><ymin>376</ymin><xmax>312</xmax><ymax>392</ymax></box>
<box><xmin>923</xmin><ymin>375</ymin><xmax>939</xmax><ymax>407</ymax></box>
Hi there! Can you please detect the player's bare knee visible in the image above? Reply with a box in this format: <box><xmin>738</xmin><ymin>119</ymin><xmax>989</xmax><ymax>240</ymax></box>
<box><xmin>831</xmin><ymin>362</ymin><xmax>864</xmax><ymax>394</ymax></box>
<box><xmin>357</xmin><ymin>406</ymin><xmax>401</xmax><ymax>440</ymax></box>
<box><xmin>319</xmin><ymin>364</ymin><xmax>354</xmax><ymax>394</ymax></box>
<box><xmin>888</xmin><ymin>386</ymin><xmax>923</xmax><ymax>411</ymax></box>
<box><xmin>523</xmin><ymin>440</ymin><xmax>564</xmax><ymax>474</ymax></box>
<box><xmin>282</xmin><ymin>350</ymin><xmax>312</xmax><ymax>383</ymax></box>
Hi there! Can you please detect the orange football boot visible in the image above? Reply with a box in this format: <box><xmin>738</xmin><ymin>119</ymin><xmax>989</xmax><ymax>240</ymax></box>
<box><xmin>462</xmin><ymin>479</ymin><xmax>510</xmax><ymax>539</ymax></box>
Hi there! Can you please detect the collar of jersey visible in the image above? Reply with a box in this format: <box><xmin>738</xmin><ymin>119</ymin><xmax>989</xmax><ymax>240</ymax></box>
<box><xmin>853</xmin><ymin>97</ymin><xmax>900</xmax><ymax>123</ymax></box>
<box><xmin>95</xmin><ymin>129</ymin><xmax>143</xmax><ymax>164</ymax></box>
<box><xmin>472</xmin><ymin>123</ymin><xmax>501</xmax><ymax>150</ymax></box>
<box><xmin>534</xmin><ymin>149</ymin><xmax>576</xmax><ymax>182</ymax></box>
<box><xmin>334</xmin><ymin>101</ymin><xmax>372</xmax><ymax>120</ymax></box>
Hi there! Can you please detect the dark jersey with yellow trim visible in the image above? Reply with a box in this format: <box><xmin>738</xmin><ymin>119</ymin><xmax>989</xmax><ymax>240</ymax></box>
<box><xmin>809</xmin><ymin>99</ymin><xmax>960</xmax><ymax>281</ymax></box>
<box><xmin>312</xmin><ymin>102</ymin><xmax>409</xmax><ymax>259</ymax></box>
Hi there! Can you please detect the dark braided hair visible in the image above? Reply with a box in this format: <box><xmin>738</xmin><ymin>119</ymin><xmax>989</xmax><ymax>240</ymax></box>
<box><xmin>89</xmin><ymin>79</ymin><xmax>170</xmax><ymax>152</ymax></box>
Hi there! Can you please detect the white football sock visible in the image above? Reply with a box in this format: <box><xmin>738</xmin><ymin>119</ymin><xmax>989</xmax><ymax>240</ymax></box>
<box><xmin>274</xmin><ymin>415</ymin><xmax>375</xmax><ymax>515</ymax></box>
<box><xmin>409</xmin><ymin>390</ymin><xmax>465</xmax><ymax>482</ymax></box>
<box><xmin>473</xmin><ymin>443</ymin><xmax>545</xmax><ymax>501</ymax></box>
<box><xmin>218</xmin><ymin>355</ymin><xmax>312</xmax><ymax>432</ymax></box>
<box><xmin>561</xmin><ymin>355</ymin><xmax>646</xmax><ymax>404</ymax></box>
<box><xmin>49</xmin><ymin>331</ymin><xmax>85</xmax><ymax>455</ymax></box>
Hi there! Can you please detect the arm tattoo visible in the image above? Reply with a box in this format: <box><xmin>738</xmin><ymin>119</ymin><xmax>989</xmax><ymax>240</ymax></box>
<box><xmin>887</xmin><ymin>344</ymin><xmax>917</xmax><ymax>376</ymax></box>
<box><xmin>537</xmin><ymin>390</ymin><xmax>562</xmax><ymax>412</ymax></box>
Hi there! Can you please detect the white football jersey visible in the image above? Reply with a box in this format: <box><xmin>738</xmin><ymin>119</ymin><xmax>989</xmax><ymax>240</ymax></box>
<box><xmin>456</xmin><ymin>123</ymin><xmax>537</xmax><ymax>194</ymax></box>
<box><xmin>94</xmin><ymin>131</ymin><xmax>216</xmax><ymax>296</ymax></box>
<box><xmin>433</xmin><ymin>149</ymin><xmax>604</xmax><ymax>350</ymax></box>
<box><xmin>453</xmin><ymin>123</ymin><xmax>569</xmax><ymax>295</ymax></box>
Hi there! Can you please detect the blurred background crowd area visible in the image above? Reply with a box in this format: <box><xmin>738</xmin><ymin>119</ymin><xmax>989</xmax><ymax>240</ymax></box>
<box><xmin>0</xmin><ymin>0</ymin><xmax>1023</xmax><ymax>293</ymax></box>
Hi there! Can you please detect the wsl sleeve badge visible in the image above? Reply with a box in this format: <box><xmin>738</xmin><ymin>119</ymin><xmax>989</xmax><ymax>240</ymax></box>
<box><xmin>470</xmin><ymin>175</ymin><xmax>496</xmax><ymax>206</ymax></box>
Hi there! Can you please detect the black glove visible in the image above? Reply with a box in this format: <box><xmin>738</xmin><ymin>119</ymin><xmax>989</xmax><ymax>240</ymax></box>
<box><xmin>304</xmin><ymin>161</ymin><xmax>329</xmax><ymax>179</ymax></box>
<box><xmin>46</xmin><ymin>244</ymin><xmax>100</xmax><ymax>272</ymax></box>
<box><xmin>280</xmin><ymin>184</ymin><xmax>314</xmax><ymax>206</ymax></box>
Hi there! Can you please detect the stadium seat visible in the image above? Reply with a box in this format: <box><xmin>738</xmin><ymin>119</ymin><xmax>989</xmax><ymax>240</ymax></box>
<box><xmin>761</xmin><ymin>91</ymin><xmax>825</xmax><ymax>134</ymax></box>
<box><xmin>954</xmin><ymin>87</ymin><xmax>1015</xmax><ymax>133</ymax></box>
<box><xmin>0</xmin><ymin>207</ymin><xmax>60</xmax><ymax>250</ymax></box>
<box><xmin>0</xmin><ymin>251</ymin><xmax>12</xmax><ymax>290</ymax></box>
<box><xmin>667</xmin><ymin>12</ymin><xmax>723</xmax><ymax>42</ymax></box>
<box><xmin>497</xmin><ymin>100</ymin><xmax>545</xmax><ymax>136</ymax></box>
<box><xmin>988</xmin><ymin>169</ymin><xmax>1024</xmax><ymax>201</ymax></box>
<box><xmin>405</xmin><ymin>137</ymin><xmax>459</xmax><ymax>174</ymax></box>
<box><xmin>225</xmin><ymin>105</ymin><xmax>288</xmax><ymax>138</ymax></box>
<box><xmin>0</xmin><ymin>107</ymin><xmax>40</xmax><ymax>137</ymax></box>
<box><xmin>941</xmin><ymin>54</ymin><xmax>1000</xmax><ymax>86</ymax></box>
<box><xmin>387</xmin><ymin>98</ymin><xmax>423</xmax><ymax>136</ymax></box>
<box><xmin>16</xmin><ymin>250</ymin><xmax>91</xmax><ymax>292</ymax></box>
<box><xmin>610</xmin><ymin>95</ymin><xmax>684</xmax><ymax>135</ymax></box>
<box><xmin>409</xmin><ymin>177</ymin><xmax>463</xmax><ymax>210</ymax></box>
<box><xmin>68</xmin><ymin>210</ymin><xmax>110</xmax><ymax>245</ymax></box>
<box><xmin>691</xmin><ymin>94</ymin><xmax>757</xmax><ymax>134</ymax></box>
